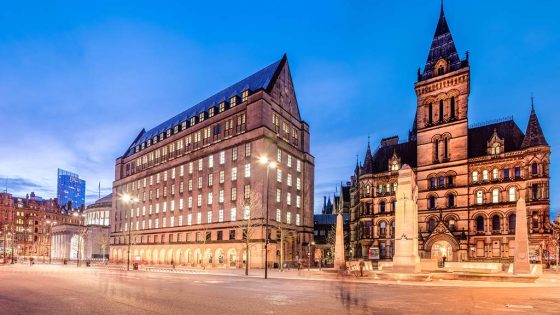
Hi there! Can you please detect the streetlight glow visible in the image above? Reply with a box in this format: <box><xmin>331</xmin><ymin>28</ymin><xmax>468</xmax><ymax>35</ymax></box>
<box><xmin>258</xmin><ymin>156</ymin><xmax>269</xmax><ymax>165</ymax></box>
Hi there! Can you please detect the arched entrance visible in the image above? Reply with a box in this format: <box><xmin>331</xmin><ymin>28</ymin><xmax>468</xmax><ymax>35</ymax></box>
<box><xmin>215</xmin><ymin>249</ymin><xmax>225</xmax><ymax>267</ymax></box>
<box><xmin>431</xmin><ymin>240</ymin><xmax>453</xmax><ymax>260</ymax></box>
<box><xmin>227</xmin><ymin>248</ymin><xmax>237</xmax><ymax>267</ymax></box>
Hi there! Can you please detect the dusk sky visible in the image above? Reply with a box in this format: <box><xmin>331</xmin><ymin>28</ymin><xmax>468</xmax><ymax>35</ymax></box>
<box><xmin>0</xmin><ymin>1</ymin><xmax>558</xmax><ymax>215</ymax></box>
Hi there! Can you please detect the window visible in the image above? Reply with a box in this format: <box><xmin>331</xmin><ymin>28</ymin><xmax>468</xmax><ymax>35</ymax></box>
<box><xmin>187</xmin><ymin>214</ymin><xmax>192</xmax><ymax>225</ymax></box>
<box><xmin>472</xmin><ymin>171</ymin><xmax>478</xmax><ymax>183</ymax></box>
<box><xmin>503</xmin><ymin>168</ymin><xmax>510</xmax><ymax>179</ymax></box>
<box><xmin>380</xmin><ymin>201</ymin><xmax>386</xmax><ymax>213</ymax></box>
<box><xmin>277</xmin><ymin>149</ymin><xmax>282</xmax><ymax>162</ymax></box>
<box><xmin>450</xmin><ymin>96</ymin><xmax>455</xmax><ymax>119</ymax></box>
<box><xmin>514</xmin><ymin>166</ymin><xmax>521</xmax><ymax>178</ymax></box>
<box><xmin>508</xmin><ymin>187</ymin><xmax>516</xmax><ymax>202</ymax></box>
<box><xmin>482</xmin><ymin>170</ymin><xmax>489</xmax><ymax>181</ymax></box>
<box><xmin>276</xmin><ymin>189</ymin><xmax>281</xmax><ymax>202</ymax></box>
<box><xmin>492</xmin><ymin>143</ymin><xmax>501</xmax><ymax>155</ymax></box>
<box><xmin>188</xmin><ymin>197</ymin><xmax>192</xmax><ymax>208</ymax></box>
<box><xmin>219</xmin><ymin>171</ymin><xmax>225</xmax><ymax>183</ymax></box>
<box><xmin>509</xmin><ymin>214</ymin><xmax>516</xmax><ymax>232</ymax></box>
<box><xmin>286</xmin><ymin>192</ymin><xmax>291</xmax><ymax>205</ymax></box>
<box><xmin>492</xmin><ymin>169</ymin><xmax>499</xmax><ymax>180</ymax></box>
<box><xmin>476</xmin><ymin>191</ymin><xmax>483</xmax><ymax>205</ymax></box>
<box><xmin>438</xmin><ymin>176</ymin><xmax>444</xmax><ymax>188</ymax></box>
<box><xmin>286</xmin><ymin>212</ymin><xmax>291</xmax><ymax>224</ymax></box>
<box><xmin>532</xmin><ymin>184</ymin><xmax>538</xmax><ymax>200</ymax></box>
<box><xmin>390</xmin><ymin>160</ymin><xmax>400</xmax><ymax>171</ymax></box>
<box><xmin>232</xmin><ymin>147</ymin><xmax>238</xmax><ymax>161</ymax></box>
<box><xmin>219</xmin><ymin>190</ymin><xmax>224</xmax><ymax>203</ymax></box>
<box><xmin>244</xmin><ymin>185</ymin><xmax>250</xmax><ymax>199</ymax></box>
<box><xmin>197</xmin><ymin>212</ymin><xmax>202</xmax><ymax>224</ymax></box>
<box><xmin>242</xmin><ymin>90</ymin><xmax>249</xmax><ymax>102</ymax></box>
<box><xmin>230</xmin><ymin>208</ymin><xmax>237</xmax><ymax>221</ymax></box>
<box><xmin>277</xmin><ymin>169</ymin><xmax>282</xmax><ymax>182</ymax></box>
<box><xmin>219</xmin><ymin>151</ymin><xmax>225</xmax><ymax>164</ymax></box>
<box><xmin>208</xmin><ymin>192</ymin><xmax>213</xmax><ymax>205</ymax></box>
<box><xmin>296</xmin><ymin>214</ymin><xmax>300</xmax><ymax>226</ymax></box>
<box><xmin>197</xmin><ymin>195</ymin><xmax>202</xmax><ymax>207</ymax></box>
<box><xmin>231</xmin><ymin>167</ymin><xmax>238</xmax><ymax>181</ymax></box>
<box><xmin>197</xmin><ymin>177</ymin><xmax>202</xmax><ymax>189</ymax></box>
<box><xmin>439</xmin><ymin>99</ymin><xmax>444</xmax><ymax>122</ymax></box>
<box><xmin>430</xmin><ymin>177</ymin><xmax>436</xmax><ymax>189</ymax></box>
<box><xmin>296</xmin><ymin>195</ymin><xmax>301</xmax><ymax>208</ymax></box>
<box><xmin>296</xmin><ymin>160</ymin><xmax>301</xmax><ymax>172</ymax></box>
<box><xmin>243</xmin><ymin>206</ymin><xmax>250</xmax><ymax>220</ymax></box>
<box><xmin>207</xmin><ymin>211</ymin><xmax>213</xmax><ymax>223</ymax></box>
<box><xmin>208</xmin><ymin>155</ymin><xmax>214</xmax><ymax>168</ymax></box>
<box><xmin>287</xmin><ymin>174</ymin><xmax>292</xmax><ymax>187</ymax></box>
<box><xmin>276</xmin><ymin>209</ymin><xmax>281</xmax><ymax>222</ymax></box>
<box><xmin>245</xmin><ymin>143</ymin><xmax>251</xmax><ymax>157</ymax></box>
<box><xmin>476</xmin><ymin>216</ymin><xmax>484</xmax><ymax>232</ymax></box>
<box><xmin>287</xmin><ymin>155</ymin><xmax>292</xmax><ymax>168</ymax></box>
<box><xmin>427</xmin><ymin>218</ymin><xmax>436</xmax><ymax>232</ymax></box>
<box><xmin>208</xmin><ymin>174</ymin><xmax>213</xmax><ymax>187</ymax></box>
<box><xmin>492</xmin><ymin>215</ymin><xmax>501</xmax><ymax>232</ymax></box>
<box><xmin>448</xmin><ymin>194</ymin><xmax>455</xmax><ymax>208</ymax></box>
<box><xmin>531</xmin><ymin>163</ymin><xmax>538</xmax><ymax>175</ymax></box>
<box><xmin>492</xmin><ymin>189</ymin><xmax>499</xmax><ymax>203</ymax></box>
<box><xmin>296</xmin><ymin>177</ymin><xmax>301</xmax><ymax>190</ymax></box>
<box><xmin>245</xmin><ymin>163</ymin><xmax>251</xmax><ymax>178</ymax></box>
<box><xmin>428</xmin><ymin>103</ymin><xmax>433</xmax><ymax>125</ymax></box>
<box><xmin>428</xmin><ymin>196</ymin><xmax>436</xmax><ymax>209</ymax></box>
<box><xmin>380</xmin><ymin>221</ymin><xmax>387</xmax><ymax>236</ymax></box>
<box><xmin>231</xmin><ymin>187</ymin><xmax>237</xmax><ymax>201</ymax></box>
<box><xmin>230</xmin><ymin>96</ymin><xmax>237</xmax><ymax>107</ymax></box>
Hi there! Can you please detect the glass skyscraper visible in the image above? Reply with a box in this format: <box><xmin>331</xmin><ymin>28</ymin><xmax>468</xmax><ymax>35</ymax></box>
<box><xmin>57</xmin><ymin>168</ymin><xmax>86</xmax><ymax>208</ymax></box>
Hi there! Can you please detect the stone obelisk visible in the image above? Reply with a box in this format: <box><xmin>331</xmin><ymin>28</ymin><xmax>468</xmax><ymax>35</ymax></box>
<box><xmin>393</xmin><ymin>164</ymin><xmax>420</xmax><ymax>273</ymax></box>
<box><xmin>514</xmin><ymin>197</ymin><xmax>531</xmax><ymax>274</ymax></box>
<box><xmin>333</xmin><ymin>211</ymin><xmax>345</xmax><ymax>270</ymax></box>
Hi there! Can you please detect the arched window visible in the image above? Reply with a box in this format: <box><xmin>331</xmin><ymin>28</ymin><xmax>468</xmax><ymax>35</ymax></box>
<box><xmin>438</xmin><ymin>176</ymin><xmax>445</xmax><ymax>188</ymax></box>
<box><xmin>448</xmin><ymin>194</ymin><xmax>455</xmax><ymax>208</ymax></box>
<box><xmin>430</xmin><ymin>177</ymin><xmax>436</xmax><ymax>189</ymax></box>
<box><xmin>476</xmin><ymin>216</ymin><xmax>484</xmax><ymax>232</ymax></box>
<box><xmin>379</xmin><ymin>221</ymin><xmax>387</xmax><ymax>236</ymax></box>
<box><xmin>492</xmin><ymin>189</ymin><xmax>499</xmax><ymax>203</ymax></box>
<box><xmin>444</xmin><ymin>137</ymin><xmax>449</xmax><ymax>160</ymax></box>
<box><xmin>532</xmin><ymin>212</ymin><xmax>539</xmax><ymax>229</ymax></box>
<box><xmin>438</xmin><ymin>66</ymin><xmax>444</xmax><ymax>76</ymax></box>
<box><xmin>391</xmin><ymin>221</ymin><xmax>395</xmax><ymax>237</ymax></box>
<box><xmin>391</xmin><ymin>161</ymin><xmax>400</xmax><ymax>171</ymax></box>
<box><xmin>508</xmin><ymin>187</ymin><xmax>516</xmax><ymax>202</ymax></box>
<box><xmin>447</xmin><ymin>218</ymin><xmax>456</xmax><ymax>231</ymax></box>
<box><xmin>476</xmin><ymin>191</ymin><xmax>483</xmax><ymax>205</ymax></box>
<box><xmin>428</xmin><ymin>218</ymin><xmax>436</xmax><ymax>232</ymax></box>
<box><xmin>391</xmin><ymin>200</ymin><xmax>396</xmax><ymax>212</ymax></box>
<box><xmin>439</xmin><ymin>100</ymin><xmax>444</xmax><ymax>123</ymax></box>
<box><xmin>450</xmin><ymin>96</ymin><xmax>456</xmax><ymax>119</ymax></box>
<box><xmin>492</xmin><ymin>168</ymin><xmax>499</xmax><ymax>180</ymax></box>
<box><xmin>428</xmin><ymin>103</ymin><xmax>433</xmax><ymax>125</ymax></box>
<box><xmin>434</xmin><ymin>139</ymin><xmax>439</xmax><ymax>162</ymax></box>
<box><xmin>472</xmin><ymin>171</ymin><xmax>479</xmax><ymax>183</ymax></box>
<box><xmin>428</xmin><ymin>196</ymin><xmax>436</xmax><ymax>209</ymax></box>
<box><xmin>482</xmin><ymin>170</ymin><xmax>489</xmax><ymax>181</ymax></box>
<box><xmin>531</xmin><ymin>163</ymin><xmax>538</xmax><ymax>175</ymax></box>
<box><xmin>508</xmin><ymin>214</ymin><xmax>516</xmax><ymax>232</ymax></box>
<box><xmin>492</xmin><ymin>143</ymin><xmax>501</xmax><ymax>155</ymax></box>
<box><xmin>492</xmin><ymin>215</ymin><xmax>501</xmax><ymax>232</ymax></box>
<box><xmin>380</xmin><ymin>201</ymin><xmax>386</xmax><ymax>213</ymax></box>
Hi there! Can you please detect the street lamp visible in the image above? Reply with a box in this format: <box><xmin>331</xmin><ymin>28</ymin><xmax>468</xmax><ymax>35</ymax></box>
<box><xmin>258</xmin><ymin>156</ymin><xmax>277</xmax><ymax>280</ymax></box>
<box><xmin>121</xmin><ymin>194</ymin><xmax>139</xmax><ymax>271</ymax></box>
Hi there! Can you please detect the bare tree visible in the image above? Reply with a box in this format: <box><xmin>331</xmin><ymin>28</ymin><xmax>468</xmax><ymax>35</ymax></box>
<box><xmin>196</xmin><ymin>226</ymin><xmax>210</xmax><ymax>269</ymax></box>
<box><xmin>233</xmin><ymin>190</ymin><xmax>263</xmax><ymax>276</ymax></box>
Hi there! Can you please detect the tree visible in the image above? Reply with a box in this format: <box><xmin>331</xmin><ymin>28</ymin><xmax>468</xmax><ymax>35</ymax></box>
<box><xmin>326</xmin><ymin>225</ymin><xmax>337</xmax><ymax>264</ymax></box>
<box><xmin>234</xmin><ymin>190</ymin><xmax>263</xmax><ymax>276</ymax></box>
<box><xmin>196</xmin><ymin>226</ymin><xmax>210</xmax><ymax>269</ymax></box>
<box><xmin>97</xmin><ymin>231</ymin><xmax>110</xmax><ymax>264</ymax></box>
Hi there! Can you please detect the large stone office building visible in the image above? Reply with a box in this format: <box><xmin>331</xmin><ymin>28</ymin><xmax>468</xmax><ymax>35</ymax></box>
<box><xmin>350</xmin><ymin>5</ymin><xmax>551</xmax><ymax>262</ymax></box>
<box><xmin>111</xmin><ymin>55</ymin><xmax>314</xmax><ymax>268</ymax></box>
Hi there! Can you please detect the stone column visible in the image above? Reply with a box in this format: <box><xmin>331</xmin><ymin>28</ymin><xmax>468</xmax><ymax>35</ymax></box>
<box><xmin>393</xmin><ymin>164</ymin><xmax>420</xmax><ymax>273</ymax></box>
<box><xmin>514</xmin><ymin>198</ymin><xmax>530</xmax><ymax>274</ymax></box>
<box><xmin>333</xmin><ymin>212</ymin><xmax>345</xmax><ymax>269</ymax></box>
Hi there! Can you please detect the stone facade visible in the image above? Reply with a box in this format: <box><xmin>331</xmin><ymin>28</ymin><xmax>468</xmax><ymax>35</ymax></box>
<box><xmin>349</xmin><ymin>5</ymin><xmax>551</xmax><ymax>263</ymax></box>
<box><xmin>110</xmin><ymin>55</ymin><xmax>314</xmax><ymax>268</ymax></box>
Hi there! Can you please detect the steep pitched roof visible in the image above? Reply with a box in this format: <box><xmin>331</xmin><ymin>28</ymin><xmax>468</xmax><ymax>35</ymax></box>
<box><xmin>421</xmin><ymin>4</ymin><xmax>466</xmax><ymax>81</ymax></box>
<box><xmin>124</xmin><ymin>55</ymin><xmax>287</xmax><ymax>157</ymax></box>
<box><xmin>468</xmin><ymin>119</ymin><xmax>525</xmax><ymax>158</ymax></box>
<box><xmin>521</xmin><ymin>106</ymin><xmax>548</xmax><ymax>148</ymax></box>
<box><xmin>362</xmin><ymin>140</ymin><xmax>417</xmax><ymax>174</ymax></box>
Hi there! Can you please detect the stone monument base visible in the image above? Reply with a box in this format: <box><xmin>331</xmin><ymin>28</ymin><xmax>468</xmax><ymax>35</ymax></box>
<box><xmin>393</xmin><ymin>256</ymin><xmax>421</xmax><ymax>273</ymax></box>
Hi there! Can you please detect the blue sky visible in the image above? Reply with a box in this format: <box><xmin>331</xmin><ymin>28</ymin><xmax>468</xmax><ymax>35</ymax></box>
<box><xmin>0</xmin><ymin>1</ymin><xmax>558</xmax><ymax>216</ymax></box>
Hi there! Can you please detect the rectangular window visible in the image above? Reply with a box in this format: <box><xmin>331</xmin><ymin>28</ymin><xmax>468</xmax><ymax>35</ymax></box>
<box><xmin>245</xmin><ymin>143</ymin><xmax>251</xmax><ymax>157</ymax></box>
<box><xmin>171</xmin><ymin>168</ymin><xmax>176</xmax><ymax>179</ymax></box>
<box><xmin>287</xmin><ymin>192</ymin><xmax>291</xmax><ymax>205</ymax></box>
<box><xmin>188</xmin><ymin>197</ymin><xmax>192</xmax><ymax>208</ymax></box>
<box><xmin>170</xmin><ymin>200</ymin><xmax>175</xmax><ymax>211</ymax></box>
<box><xmin>276</xmin><ymin>209</ymin><xmax>281</xmax><ymax>222</ymax></box>
<box><xmin>198</xmin><ymin>177</ymin><xmax>202</xmax><ymax>189</ymax></box>
<box><xmin>232</xmin><ymin>147</ymin><xmax>238</xmax><ymax>161</ymax></box>
<box><xmin>230</xmin><ymin>208</ymin><xmax>237</xmax><ymax>221</ymax></box>
<box><xmin>197</xmin><ymin>195</ymin><xmax>202</xmax><ymax>207</ymax></box>
<box><xmin>179</xmin><ymin>165</ymin><xmax>184</xmax><ymax>177</ymax></box>
<box><xmin>277</xmin><ymin>149</ymin><xmax>282</xmax><ymax>162</ymax></box>
<box><xmin>208</xmin><ymin>192</ymin><xmax>213</xmax><ymax>205</ymax></box>
<box><xmin>245</xmin><ymin>163</ymin><xmax>251</xmax><ymax>178</ymax></box>
<box><xmin>187</xmin><ymin>214</ymin><xmax>192</xmax><ymax>226</ymax></box>
<box><xmin>243</xmin><ymin>206</ymin><xmax>250</xmax><ymax>220</ymax></box>
<box><xmin>229</xmin><ymin>229</ymin><xmax>235</xmax><ymax>240</ymax></box>
<box><xmin>296</xmin><ymin>213</ymin><xmax>300</xmax><ymax>226</ymax></box>
<box><xmin>286</xmin><ymin>212</ymin><xmax>291</xmax><ymax>224</ymax></box>
<box><xmin>287</xmin><ymin>155</ymin><xmax>292</xmax><ymax>168</ymax></box>
<box><xmin>232</xmin><ymin>167</ymin><xmax>238</xmax><ymax>181</ymax></box>
<box><xmin>244</xmin><ymin>185</ymin><xmax>251</xmax><ymax>199</ymax></box>
<box><xmin>277</xmin><ymin>169</ymin><xmax>282</xmax><ymax>182</ymax></box>
<box><xmin>163</xmin><ymin>202</ymin><xmax>167</xmax><ymax>212</ymax></box>
<box><xmin>178</xmin><ymin>215</ymin><xmax>183</xmax><ymax>226</ymax></box>
<box><xmin>296</xmin><ymin>159</ymin><xmax>301</xmax><ymax>172</ymax></box>
<box><xmin>287</xmin><ymin>174</ymin><xmax>292</xmax><ymax>187</ymax></box>
<box><xmin>276</xmin><ymin>189</ymin><xmax>281</xmax><ymax>202</ymax></box>
<box><xmin>162</xmin><ymin>217</ymin><xmax>166</xmax><ymax>228</ymax></box>
<box><xmin>219</xmin><ymin>171</ymin><xmax>225</xmax><ymax>183</ymax></box>
<box><xmin>296</xmin><ymin>177</ymin><xmax>301</xmax><ymax>190</ymax></box>
<box><xmin>219</xmin><ymin>151</ymin><xmax>225</xmax><ymax>164</ymax></box>
<box><xmin>296</xmin><ymin>195</ymin><xmax>301</xmax><ymax>208</ymax></box>
<box><xmin>164</xmin><ymin>170</ymin><xmax>168</xmax><ymax>181</ymax></box>
<box><xmin>208</xmin><ymin>174</ymin><xmax>213</xmax><ymax>187</ymax></box>
<box><xmin>208</xmin><ymin>155</ymin><xmax>214</xmax><ymax>168</ymax></box>
<box><xmin>197</xmin><ymin>212</ymin><xmax>202</xmax><ymax>224</ymax></box>
<box><xmin>189</xmin><ymin>162</ymin><xmax>193</xmax><ymax>174</ymax></box>
<box><xmin>170</xmin><ymin>217</ymin><xmax>174</xmax><ymax>227</ymax></box>
<box><xmin>188</xmin><ymin>179</ymin><xmax>193</xmax><ymax>191</ymax></box>
<box><xmin>207</xmin><ymin>211</ymin><xmax>212</xmax><ymax>224</ymax></box>
<box><xmin>179</xmin><ymin>198</ymin><xmax>184</xmax><ymax>210</ymax></box>
<box><xmin>219</xmin><ymin>190</ymin><xmax>224</xmax><ymax>203</ymax></box>
<box><xmin>231</xmin><ymin>187</ymin><xmax>237</xmax><ymax>201</ymax></box>
<box><xmin>198</xmin><ymin>159</ymin><xmax>203</xmax><ymax>171</ymax></box>
<box><xmin>218</xmin><ymin>209</ymin><xmax>224</xmax><ymax>222</ymax></box>
<box><xmin>156</xmin><ymin>203</ymin><xmax>160</xmax><ymax>213</ymax></box>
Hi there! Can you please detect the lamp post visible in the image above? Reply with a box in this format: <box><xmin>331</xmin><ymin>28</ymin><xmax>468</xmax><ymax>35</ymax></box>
<box><xmin>259</xmin><ymin>156</ymin><xmax>277</xmax><ymax>280</ymax></box>
<box><xmin>121</xmin><ymin>194</ymin><xmax>138</xmax><ymax>271</ymax></box>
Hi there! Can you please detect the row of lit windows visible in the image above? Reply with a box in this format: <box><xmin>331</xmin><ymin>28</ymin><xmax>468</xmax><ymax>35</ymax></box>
<box><xmin>134</xmin><ymin>91</ymin><xmax>251</xmax><ymax>154</ymax></box>
<box><xmin>120</xmin><ymin>208</ymin><xmax>301</xmax><ymax>232</ymax></box>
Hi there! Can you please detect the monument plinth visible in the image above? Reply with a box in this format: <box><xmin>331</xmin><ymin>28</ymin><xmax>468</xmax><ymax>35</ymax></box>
<box><xmin>333</xmin><ymin>211</ymin><xmax>345</xmax><ymax>270</ymax></box>
<box><xmin>514</xmin><ymin>198</ymin><xmax>531</xmax><ymax>274</ymax></box>
<box><xmin>392</xmin><ymin>164</ymin><xmax>420</xmax><ymax>273</ymax></box>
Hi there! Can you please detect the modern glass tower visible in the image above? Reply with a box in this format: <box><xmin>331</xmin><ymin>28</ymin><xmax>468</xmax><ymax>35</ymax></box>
<box><xmin>57</xmin><ymin>169</ymin><xmax>86</xmax><ymax>208</ymax></box>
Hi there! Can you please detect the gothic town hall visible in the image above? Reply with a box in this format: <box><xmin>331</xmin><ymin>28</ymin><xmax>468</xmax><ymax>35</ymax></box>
<box><xmin>349</xmin><ymin>5</ymin><xmax>551</xmax><ymax>262</ymax></box>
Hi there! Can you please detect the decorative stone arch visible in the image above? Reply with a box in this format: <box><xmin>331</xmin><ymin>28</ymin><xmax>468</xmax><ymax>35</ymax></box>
<box><xmin>472</xmin><ymin>212</ymin><xmax>488</xmax><ymax>232</ymax></box>
<box><xmin>446</xmin><ymin>88</ymin><xmax>460</xmax><ymax>98</ymax></box>
<box><xmin>167</xmin><ymin>249</ymin><xmax>174</xmax><ymax>265</ymax></box>
<box><xmin>215</xmin><ymin>248</ymin><xmax>225</xmax><ymax>266</ymax></box>
<box><xmin>431</xmin><ymin>134</ymin><xmax>442</xmax><ymax>142</ymax></box>
<box><xmin>424</xmin><ymin>233</ymin><xmax>460</xmax><ymax>261</ymax></box>
<box><xmin>159</xmin><ymin>249</ymin><xmax>166</xmax><ymax>265</ymax></box>
<box><xmin>423</xmin><ymin>96</ymin><xmax>436</xmax><ymax>106</ymax></box>
<box><xmin>204</xmin><ymin>248</ymin><xmax>213</xmax><ymax>266</ymax></box>
<box><xmin>184</xmin><ymin>248</ymin><xmax>191</xmax><ymax>265</ymax></box>
<box><xmin>153</xmin><ymin>249</ymin><xmax>159</xmax><ymax>264</ymax></box>
<box><xmin>227</xmin><ymin>248</ymin><xmax>238</xmax><ymax>268</ymax></box>
<box><xmin>175</xmin><ymin>248</ymin><xmax>182</xmax><ymax>265</ymax></box>
<box><xmin>194</xmin><ymin>248</ymin><xmax>202</xmax><ymax>265</ymax></box>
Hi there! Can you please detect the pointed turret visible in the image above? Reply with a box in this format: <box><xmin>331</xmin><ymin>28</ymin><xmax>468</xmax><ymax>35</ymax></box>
<box><xmin>521</xmin><ymin>103</ymin><xmax>548</xmax><ymax>148</ymax></box>
<box><xmin>420</xmin><ymin>2</ymin><xmax>466</xmax><ymax>81</ymax></box>
<box><xmin>362</xmin><ymin>138</ymin><xmax>374</xmax><ymax>173</ymax></box>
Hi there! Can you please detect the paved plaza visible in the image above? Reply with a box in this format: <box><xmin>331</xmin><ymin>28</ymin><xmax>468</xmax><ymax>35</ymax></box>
<box><xmin>1</xmin><ymin>264</ymin><xmax>560</xmax><ymax>314</ymax></box>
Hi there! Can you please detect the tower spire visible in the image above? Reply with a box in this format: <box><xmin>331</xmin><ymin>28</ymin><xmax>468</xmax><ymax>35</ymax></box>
<box><xmin>521</xmin><ymin>99</ymin><xmax>548</xmax><ymax>148</ymax></box>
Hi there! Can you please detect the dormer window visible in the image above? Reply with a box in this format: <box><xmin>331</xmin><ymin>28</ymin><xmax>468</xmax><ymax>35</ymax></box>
<box><xmin>219</xmin><ymin>102</ymin><xmax>225</xmax><ymax>113</ymax></box>
<box><xmin>166</xmin><ymin>129</ymin><xmax>171</xmax><ymax>137</ymax></box>
<box><xmin>159</xmin><ymin>133</ymin><xmax>164</xmax><ymax>141</ymax></box>
<box><xmin>141</xmin><ymin>142</ymin><xmax>146</xmax><ymax>149</ymax></box>
<box><xmin>199</xmin><ymin>112</ymin><xmax>205</xmax><ymax>122</ymax></box>
<box><xmin>487</xmin><ymin>128</ymin><xmax>504</xmax><ymax>155</ymax></box>
<box><xmin>389</xmin><ymin>151</ymin><xmax>401</xmax><ymax>171</ymax></box>
<box><xmin>135</xmin><ymin>146</ymin><xmax>140</xmax><ymax>153</ymax></box>
<box><xmin>390</xmin><ymin>161</ymin><xmax>400</xmax><ymax>171</ymax></box>
<box><xmin>190</xmin><ymin>117</ymin><xmax>196</xmax><ymax>126</ymax></box>
<box><xmin>209</xmin><ymin>107</ymin><xmax>215</xmax><ymax>118</ymax></box>
<box><xmin>438</xmin><ymin>66</ymin><xmax>444</xmax><ymax>75</ymax></box>
<box><xmin>230</xmin><ymin>96</ymin><xmax>237</xmax><ymax>107</ymax></box>
<box><xmin>147</xmin><ymin>139</ymin><xmax>151</xmax><ymax>147</ymax></box>
<box><xmin>434</xmin><ymin>58</ymin><xmax>448</xmax><ymax>76</ymax></box>
<box><xmin>174</xmin><ymin>125</ymin><xmax>179</xmax><ymax>134</ymax></box>
<box><xmin>181</xmin><ymin>121</ymin><xmax>187</xmax><ymax>129</ymax></box>
<box><xmin>153</xmin><ymin>136</ymin><xmax>158</xmax><ymax>144</ymax></box>
<box><xmin>242</xmin><ymin>90</ymin><xmax>249</xmax><ymax>102</ymax></box>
